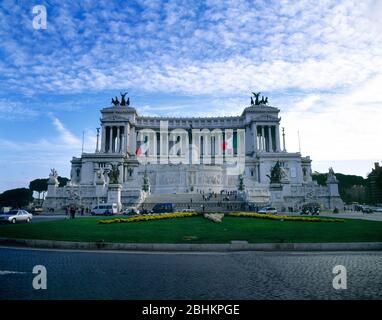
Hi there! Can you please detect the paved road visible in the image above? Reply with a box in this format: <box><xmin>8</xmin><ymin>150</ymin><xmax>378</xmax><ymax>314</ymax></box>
<box><xmin>0</xmin><ymin>247</ymin><xmax>381</xmax><ymax>300</ymax></box>
<box><xmin>284</xmin><ymin>212</ymin><xmax>382</xmax><ymax>222</ymax></box>
<box><xmin>30</xmin><ymin>215</ymin><xmax>67</xmax><ymax>223</ymax></box>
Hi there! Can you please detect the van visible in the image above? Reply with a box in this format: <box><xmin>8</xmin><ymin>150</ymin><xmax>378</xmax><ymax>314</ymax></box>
<box><xmin>152</xmin><ymin>203</ymin><xmax>174</xmax><ymax>213</ymax></box>
<box><xmin>91</xmin><ymin>203</ymin><xmax>118</xmax><ymax>216</ymax></box>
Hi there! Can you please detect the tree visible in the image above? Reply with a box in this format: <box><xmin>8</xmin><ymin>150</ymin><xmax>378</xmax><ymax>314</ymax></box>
<box><xmin>57</xmin><ymin>176</ymin><xmax>69</xmax><ymax>187</ymax></box>
<box><xmin>29</xmin><ymin>176</ymin><xmax>69</xmax><ymax>201</ymax></box>
<box><xmin>29</xmin><ymin>178</ymin><xmax>48</xmax><ymax>201</ymax></box>
<box><xmin>312</xmin><ymin>172</ymin><xmax>367</xmax><ymax>204</ymax></box>
<box><xmin>0</xmin><ymin>188</ymin><xmax>33</xmax><ymax>208</ymax></box>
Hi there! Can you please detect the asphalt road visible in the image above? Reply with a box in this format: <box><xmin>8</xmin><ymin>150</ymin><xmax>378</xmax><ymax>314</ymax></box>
<box><xmin>0</xmin><ymin>247</ymin><xmax>381</xmax><ymax>300</ymax></box>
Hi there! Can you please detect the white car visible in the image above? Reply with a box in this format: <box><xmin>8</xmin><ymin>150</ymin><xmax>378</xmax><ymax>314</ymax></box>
<box><xmin>122</xmin><ymin>207</ymin><xmax>140</xmax><ymax>215</ymax></box>
<box><xmin>91</xmin><ymin>203</ymin><xmax>118</xmax><ymax>215</ymax></box>
<box><xmin>0</xmin><ymin>209</ymin><xmax>33</xmax><ymax>224</ymax></box>
<box><xmin>258</xmin><ymin>207</ymin><xmax>278</xmax><ymax>214</ymax></box>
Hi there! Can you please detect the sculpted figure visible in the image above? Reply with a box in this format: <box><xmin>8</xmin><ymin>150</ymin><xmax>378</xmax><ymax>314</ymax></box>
<box><xmin>252</xmin><ymin>92</ymin><xmax>261</xmax><ymax>105</ymax></box>
<box><xmin>267</xmin><ymin>161</ymin><xmax>285</xmax><ymax>183</ymax></box>
<box><xmin>108</xmin><ymin>163</ymin><xmax>120</xmax><ymax>184</ymax></box>
<box><xmin>111</xmin><ymin>97</ymin><xmax>119</xmax><ymax>106</ymax></box>
<box><xmin>120</xmin><ymin>92</ymin><xmax>128</xmax><ymax>106</ymax></box>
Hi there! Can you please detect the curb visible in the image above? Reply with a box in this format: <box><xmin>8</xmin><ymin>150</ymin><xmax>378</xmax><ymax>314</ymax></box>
<box><xmin>1</xmin><ymin>238</ymin><xmax>382</xmax><ymax>252</ymax></box>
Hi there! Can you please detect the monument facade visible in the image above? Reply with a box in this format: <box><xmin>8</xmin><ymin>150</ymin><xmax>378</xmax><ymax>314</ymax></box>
<box><xmin>43</xmin><ymin>93</ymin><xmax>343</xmax><ymax>212</ymax></box>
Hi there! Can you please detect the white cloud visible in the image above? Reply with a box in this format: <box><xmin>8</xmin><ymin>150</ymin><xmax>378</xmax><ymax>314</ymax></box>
<box><xmin>0</xmin><ymin>114</ymin><xmax>97</xmax><ymax>192</ymax></box>
<box><xmin>2</xmin><ymin>0</ymin><xmax>382</xmax><ymax>96</ymax></box>
<box><xmin>281</xmin><ymin>74</ymin><xmax>382</xmax><ymax>165</ymax></box>
<box><xmin>1</xmin><ymin>0</ymin><xmax>382</xmax><ymax>188</ymax></box>
<box><xmin>49</xmin><ymin>113</ymin><xmax>81</xmax><ymax>146</ymax></box>
<box><xmin>0</xmin><ymin>99</ymin><xmax>38</xmax><ymax>120</ymax></box>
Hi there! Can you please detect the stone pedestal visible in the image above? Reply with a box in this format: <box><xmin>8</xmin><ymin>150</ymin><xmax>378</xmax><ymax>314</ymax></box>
<box><xmin>270</xmin><ymin>183</ymin><xmax>284</xmax><ymax>209</ymax></box>
<box><xmin>328</xmin><ymin>183</ymin><xmax>343</xmax><ymax>209</ymax></box>
<box><xmin>107</xmin><ymin>184</ymin><xmax>122</xmax><ymax>212</ymax></box>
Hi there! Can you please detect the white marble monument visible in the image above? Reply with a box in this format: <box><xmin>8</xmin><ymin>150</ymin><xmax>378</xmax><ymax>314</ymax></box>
<box><xmin>43</xmin><ymin>93</ymin><xmax>343</xmax><ymax>212</ymax></box>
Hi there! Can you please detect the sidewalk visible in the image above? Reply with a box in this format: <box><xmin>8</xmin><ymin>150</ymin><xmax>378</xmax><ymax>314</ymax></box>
<box><xmin>1</xmin><ymin>237</ymin><xmax>382</xmax><ymax>252</ymax></box>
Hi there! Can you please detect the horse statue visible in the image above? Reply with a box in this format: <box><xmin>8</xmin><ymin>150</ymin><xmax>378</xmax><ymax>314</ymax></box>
<box><xmin>120</xmin><ymin>92</ymin><xmax>128</xmax><ymax>106</ymax></box>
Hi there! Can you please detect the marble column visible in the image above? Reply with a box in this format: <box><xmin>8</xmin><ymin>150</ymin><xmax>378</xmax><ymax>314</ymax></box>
<box><xmin>109</xmin><ymin>126</ymin><xmax>113</xmax><ymax>153</ymax></box>
<box><xmin>268</xmin><ymin>126</ymin><xmax>273</xmax><ymax>152</ymax></box>
<box><xmin>116</xmin><ymin>126</ymin><xmax>120</xmax><ymax>153</ymax></box>
<box><xmin>252</xmin><ymin>122</ymin><xmax>257</xmax><ymax>153</ymax></box>
<box><xmin>261</xmin><ymin>126</ymin><xmax>265</xmax><ymax>151</ymax></box>
<box><xmin>275</xmin><ymin>125</ymin><xmax>281</xmax><ymax>152</ymax></box>
<box><xmin>132</xmin><ymin>127</ymin><xmax>137</xmax><ymax>155</ymax></box>
<box><xmin>124</xmin><ymin>123</ymin><xmax>129</xmax><ymax>153</ymax></box>
<box><xmin>101</xmin><ymin>126</ymin><xmax>106</xmax><ymax>152</ymax></box>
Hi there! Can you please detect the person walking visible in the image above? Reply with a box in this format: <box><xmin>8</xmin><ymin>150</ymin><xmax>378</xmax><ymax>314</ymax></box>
<box><xmin>70</xmin><ymin>206</ymin><xmax>76</xmax><ymax>219</ymax></box>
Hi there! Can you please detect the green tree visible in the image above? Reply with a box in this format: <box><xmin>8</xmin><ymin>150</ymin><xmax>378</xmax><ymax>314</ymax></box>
<box><xmin>29</xmin><ymin>178</ymin><xmax>48</xmax><ymax>201</ymax></box>
<box><xmin>29</xmin><ymin>176</ymin><xmax>69</xmax><ymax>201</ymax></box>
<box><xmin>312</xmin><ymin>172</ymin><xmax>367</xmax><ymax>204</ymax></box>
<box><xmin>57</xmin><ymin>176</ymin><xmax>69</xmax><ymax>187</ymax></box>
<box><xmin>0</xmin><ymin>188</ymin><xmax>33</xmax><ymax>208</ymax></box>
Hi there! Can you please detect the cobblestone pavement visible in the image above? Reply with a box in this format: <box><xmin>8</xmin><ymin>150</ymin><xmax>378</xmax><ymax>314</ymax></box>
<box><xmin>0</xmin><ymin>247</ymin><xmax>381</xmax><ymax>300</ymax></box>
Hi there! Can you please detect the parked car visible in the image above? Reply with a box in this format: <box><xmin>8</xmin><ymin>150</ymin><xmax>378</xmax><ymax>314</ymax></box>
<box><xmin>122</xmin><ymin>207</ymin><xmax>140</xmax><ymax>215</ymax></box>
<box><xmin>152</xmin><ymin>203</ymin><xmax>175</xmax><ymax>213</ymax></box>
<box><xmin>374</xmin><ymin>207</ymin><xmax>382</xmax><ymax>213</ymax></box>
<box><xmin>361</xmin><ymin>206</ymin><xmax>374</xmax><ymax>214</ymax></box>
<box><xmin>258</xmin><ymin>207</ymin><xmax>277</xmax><ymax>214</ymax></box>
<box><xmin>0</xmin><ymin>209</ymin><xmax>33</xmax><ymax>224</ymax></box>
<box><xmin>90</xmin><ymin>204</ymin><xmax>118</xmax><ymax>216</ymax></box>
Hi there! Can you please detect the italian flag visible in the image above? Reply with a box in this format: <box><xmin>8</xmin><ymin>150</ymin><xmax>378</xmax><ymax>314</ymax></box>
<box><xmin>221</xmin><ymin>135</ymin><xmax>233</xmax><ymax>152</ymax></box>
<box><xmin>136</xmin><ymin>141</ymin><xmax>149</xmax><ymax>156</ymax></box>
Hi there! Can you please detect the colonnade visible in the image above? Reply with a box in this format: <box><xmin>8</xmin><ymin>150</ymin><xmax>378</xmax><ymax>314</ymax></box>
<box><xmin>252</xmin><ymin>124</ymin><xmax>281</xmax><ymax>152</ymax></box>
<box><xmin>100</xmin><ymin>123</ymin><xmax>281</xmax><ymax>155</ymax></box>
<box><xmin>101</xmin><ymin>125</ymin><xmax>129</xmax><ymax>153</ymax></box>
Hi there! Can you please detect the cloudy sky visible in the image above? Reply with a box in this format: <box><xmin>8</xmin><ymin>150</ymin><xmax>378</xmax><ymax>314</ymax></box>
<box><xmin>0</xmin><ymin>0</ymin><xmax>382</xmax><ymax>191</ymax></box>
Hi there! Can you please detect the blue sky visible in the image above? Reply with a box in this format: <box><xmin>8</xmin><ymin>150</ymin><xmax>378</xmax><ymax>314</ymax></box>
<box><xmin>1</xmin><ymin>0</ymin><xmax>382</xmax><ymax>192</ymax></box>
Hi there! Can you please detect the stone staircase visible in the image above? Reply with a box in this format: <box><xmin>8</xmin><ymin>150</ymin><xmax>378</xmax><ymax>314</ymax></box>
<box><xmin>141</xmin><ymin>192</ymin><xmax>246</xmax><ymax>213</ymax></box>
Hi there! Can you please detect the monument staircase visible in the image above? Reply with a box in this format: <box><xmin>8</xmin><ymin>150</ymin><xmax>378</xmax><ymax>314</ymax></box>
<box><xmin>141</xmin><ymin>192</ymin><xmax>247</xmax><ymax>213</ymax></box>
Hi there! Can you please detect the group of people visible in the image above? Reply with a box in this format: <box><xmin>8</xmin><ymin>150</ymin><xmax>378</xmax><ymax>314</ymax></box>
<box><xmin>65</xmin><ymin>206</ymin><xmax>89</xmax><ymax>219</ymax></box>
<box><xmin>195</xmin><ymin>189</ymin><xmax>239</xmax><ymax>202</ymax></box>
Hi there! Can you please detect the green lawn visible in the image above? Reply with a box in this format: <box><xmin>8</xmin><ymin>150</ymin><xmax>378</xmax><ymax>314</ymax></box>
<box><xmin>0</xmin><ymin>215</ymin><xmax>382</xmax><ymax>243</ymax></box>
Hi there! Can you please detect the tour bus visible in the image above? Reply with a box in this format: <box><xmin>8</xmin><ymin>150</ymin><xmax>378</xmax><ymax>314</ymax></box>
<box><xmin>91</xmin><ymin>203</ymin><xmax>118</xmax><ymax>216</ymax></box>
<box><xmin>151</xmin><ymin>203</ymin><xmax>175</xmax><ymax>214</ymax></box>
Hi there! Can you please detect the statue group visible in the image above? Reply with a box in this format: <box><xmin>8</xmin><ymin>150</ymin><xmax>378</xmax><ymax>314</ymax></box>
<box><xmin>251</xmin><ymin>92</ymin><xmax>269</xmax><ymax>106</ymax></box>
<box><xmin>108</xmin><ymin>163</ymin><xmax>121</xmax><ymax>184</ymax></box>
<box><xmin>111</xmin><ymin>92</ymin><xmax>130</xmax><ymax>107</ymax></box>
<box><xmin>267</xmin><ymin>161</ymin><xmax>285</xmax><ymax>184</ymax></box>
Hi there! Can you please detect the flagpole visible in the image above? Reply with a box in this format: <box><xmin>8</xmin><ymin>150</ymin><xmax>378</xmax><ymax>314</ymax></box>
<box><xmin>82</xmin><ymin>131</ymin><xmax>85</xmax><ymax>155</ymax></box>
<box><xmin>298</xmin><ymin>130</ymin><xmax>301</xmax><ymax>154</ymax></box>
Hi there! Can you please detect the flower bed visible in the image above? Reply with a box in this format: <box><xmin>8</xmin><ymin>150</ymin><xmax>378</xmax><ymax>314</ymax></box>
<box><xmin>203</xmin><ymin>213</ymin><xmax>224</xmax><ymax>223</ymax></box>
<box><xmin>229</xmin><ymin>212</ymin><xmax>345</xmax><ymax>223</ymax></box>
<box><xmin>99</xmin><ymin>212</ymin><xmax>198</xmax><ymax>224</ymax></box>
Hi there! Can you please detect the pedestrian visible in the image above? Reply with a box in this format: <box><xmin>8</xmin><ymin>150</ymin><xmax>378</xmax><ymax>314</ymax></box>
<box><xmin>70</xmin><ymin>206</ymin><xmax>76</xmax><ymax>219</ymax></box>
